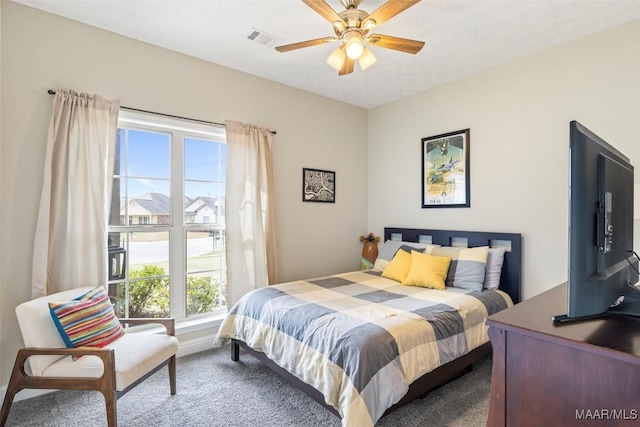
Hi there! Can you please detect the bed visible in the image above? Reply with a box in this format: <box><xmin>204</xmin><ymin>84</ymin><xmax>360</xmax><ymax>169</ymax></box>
<box><xmin>214</xmin><ymin>227</ymin><xmax>522</xmax><ymax>426</ymax></box>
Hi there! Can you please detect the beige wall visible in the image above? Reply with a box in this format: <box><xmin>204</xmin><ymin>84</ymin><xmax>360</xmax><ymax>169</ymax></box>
<box><xmin>368</xmin><ymin>19</ymin><xmax>640</xmax><ymax>300</ymax></box>
<box><xmin>0</xmin><ymin>2</ymin><xmax>368</xmax><ymax>385</ymax></box>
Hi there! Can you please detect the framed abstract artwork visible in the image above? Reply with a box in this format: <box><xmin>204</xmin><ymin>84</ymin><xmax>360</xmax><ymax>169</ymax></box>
<box><xmin>302</xmin><ymin>168</ymin><xmax>335</xmax><ymax>203</ymax></box>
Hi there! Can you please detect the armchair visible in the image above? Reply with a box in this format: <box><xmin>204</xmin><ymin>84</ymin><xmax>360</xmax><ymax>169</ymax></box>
<box><xmin>0</xmin><ymin>286</ymin><xmax>178</xmax><ymax>427</ymax></box>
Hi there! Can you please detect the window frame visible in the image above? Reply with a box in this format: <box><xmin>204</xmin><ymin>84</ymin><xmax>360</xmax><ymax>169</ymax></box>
<box><xmin>110</xmin><ymin>109</ymin><xmax>227</xmax><ymax>320</ymax></box>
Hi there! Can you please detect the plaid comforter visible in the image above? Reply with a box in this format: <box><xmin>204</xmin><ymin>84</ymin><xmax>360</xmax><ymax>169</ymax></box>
<box><xmin>214</xmin><ymin>270</ymin><xmax>513</xmax><ymax>426</ymax></box>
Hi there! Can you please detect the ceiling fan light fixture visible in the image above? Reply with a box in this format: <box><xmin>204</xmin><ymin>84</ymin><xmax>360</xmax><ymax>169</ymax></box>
<box><xmin>327</xmin><ymin>47</ymin><xmax>347</xmax><ymax>71</ymax></box>
<box><xmin>345</xmin><ymin>36</ymin><xmax>364</xmax><ymax>59</ymax></box>
<box><xmin>332</xmin><ymin>20</ymin><xmax>346</xmax><ymax>33</ymax></box>
<box><xmin>361</xmin><ymin>19</ymin><xmax>376</xmax><ymax>31</ymax></box>
<box><xmin>358</xmin><ymin>47</ymin><xmax>377</xmax><ymax>70</ymax></box>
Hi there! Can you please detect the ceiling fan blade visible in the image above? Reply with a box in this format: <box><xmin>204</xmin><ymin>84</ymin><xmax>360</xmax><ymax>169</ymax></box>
<box><xmin>362</xmin><ymin>0</ymin><xmax>421</xmax><ymax>30</ymax></box>
<box><xmin>275</xmin><ymin>37</ymin><xmax>337</xmax><ymax>52</ymax></box>
<box><xmin>302</xmin><ymin>0</ymin><xmax>347</xmax><ymax>27</ymax></box>
<box><xmin>338</xmin><ymin>57</ymin><xmax>355</xmax><ymax>76</ymax></box>
<box><xmin>367</xmin><ymin>34</ymin><xmax>425</xmax><ymax>54</ymax></box>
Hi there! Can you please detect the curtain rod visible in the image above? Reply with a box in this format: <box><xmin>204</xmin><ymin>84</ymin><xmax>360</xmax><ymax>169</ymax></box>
<box><xmin>47</xmin><ymin>89</ymin><xmax>276</xmax><ymax>135</ymax></box>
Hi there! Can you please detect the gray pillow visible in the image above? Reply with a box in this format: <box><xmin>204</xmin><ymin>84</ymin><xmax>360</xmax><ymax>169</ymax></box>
<box><xmin>377</xmin><ymin>240</ymin><xmax>428</xmax><ymax>261</ymax></box>
<box><xmin>484</xmin><ymin>247</ymin><xmax>506</xmax><ymax>290</ymax></box>
<box><xmin>430</xmin><ymin>246</ymin><xmax>489</xmax><ymax>292</ymax></box>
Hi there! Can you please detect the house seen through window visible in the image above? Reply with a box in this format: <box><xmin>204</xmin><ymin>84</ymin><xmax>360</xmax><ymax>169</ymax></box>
<box><xmin>108</xmin><ymin>110</ymin><xmax>227</xmax><ymax>320</ymax></box>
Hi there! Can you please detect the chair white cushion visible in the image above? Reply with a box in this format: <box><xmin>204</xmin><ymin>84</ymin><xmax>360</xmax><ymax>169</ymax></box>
<box><xmin>15</xmin><ymin>286</ymin><xmax>97</xmax><ymax>376</ymax></box>
<box><xmin>15</xmin><ymin>286</ymin><xmax>178</xmax><ymax>390</ymax></box>
<box><xmin>42</xmin><ymin>332</ymin><xmax>179</xmax><ymax>391</ymax></box>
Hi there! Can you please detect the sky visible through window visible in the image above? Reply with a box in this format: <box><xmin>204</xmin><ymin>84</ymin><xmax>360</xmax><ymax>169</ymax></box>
<box><xmin>119</xmin><ymin>128</ymin><xmax>226</xmax><ymax>201</ymax></box>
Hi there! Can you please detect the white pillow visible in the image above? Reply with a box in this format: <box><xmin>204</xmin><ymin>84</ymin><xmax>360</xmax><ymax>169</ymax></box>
<box><xmin>373</xmin><ymin>258</ymin><xmax>392</xmax><ymax>272</ymax></box>
<box><xmin>484</xmin><ymin>247</ymin><xmax>506</xmax><ymax>290</ymax></box>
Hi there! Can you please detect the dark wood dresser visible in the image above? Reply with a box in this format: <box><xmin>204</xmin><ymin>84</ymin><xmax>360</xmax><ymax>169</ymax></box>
<box><xmin>486</xmin><ymin>282</ymin><xmax>640</xmax><ymax>426</ymax></box>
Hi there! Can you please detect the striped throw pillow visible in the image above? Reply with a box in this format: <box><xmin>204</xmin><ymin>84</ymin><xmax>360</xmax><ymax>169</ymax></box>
<box><xmin>48</xmin><ymin>286</ymin><xmax>124</xmax><ymax>355</ymax></box>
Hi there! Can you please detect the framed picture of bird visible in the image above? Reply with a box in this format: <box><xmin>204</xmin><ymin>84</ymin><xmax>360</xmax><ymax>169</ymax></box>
<box><xmin>422</xmin><ymin>129</ymin><xmax>470</xmax><ymax>208</ymax></box>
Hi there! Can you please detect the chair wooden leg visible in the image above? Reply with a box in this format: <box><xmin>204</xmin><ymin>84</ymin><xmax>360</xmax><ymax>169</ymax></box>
<box><xmin>98</xmin><ymin>348</ymin><xmax>118</xmax><ymax>427</ymax></box>
<box><xmin>0</xmin><ymin>383</ymin><xmax>19</xmax><ymax>427</ymax></box>
<box><xmin>102</xmin><ymin>390</ymin><xmax>118</xmax><ymax>427</ymax></box>
<box><xmin>168</xmin><ymin>355</ymin><xmax>176</xmax><ymax>395</ymax></box>
<box><xmin>0</xmin><ymin>350</ymin><xmax>29</xmax><ymax>427</ymax></box>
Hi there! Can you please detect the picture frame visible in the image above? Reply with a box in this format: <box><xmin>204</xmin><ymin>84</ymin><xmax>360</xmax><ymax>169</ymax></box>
<box><xmin>421</xmin><ymin>129</ymin><xmax>470</xmax><ymax>208</ymax></box>
<box><xmin>302</xmin><ymin>168</ymin><xmax>335</xmax><ymax>203</ymax></box>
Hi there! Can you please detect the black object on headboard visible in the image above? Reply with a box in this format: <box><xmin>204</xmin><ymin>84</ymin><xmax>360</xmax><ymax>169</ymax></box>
<box><xmin>384</xmin><ymin>227</ymin><xmax>522</xmax><ymax>304</ymax></box>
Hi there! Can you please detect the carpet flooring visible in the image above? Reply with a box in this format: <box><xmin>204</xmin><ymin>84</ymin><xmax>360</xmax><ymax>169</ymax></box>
<box><xmin>4</xmin><ymin>345</ymin><xmax>493</xmax><ymax>426</ymax></box>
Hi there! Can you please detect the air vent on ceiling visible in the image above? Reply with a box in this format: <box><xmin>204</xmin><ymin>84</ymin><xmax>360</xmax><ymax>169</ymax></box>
<box><xmin>247</xmin><ymin>28</ymin><xmax>284</xmax><ymax>48</ymax></box>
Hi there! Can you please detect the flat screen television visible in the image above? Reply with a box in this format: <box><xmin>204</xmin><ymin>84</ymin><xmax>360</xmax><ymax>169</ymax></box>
<box><xmin>553</xmin><ymin>121</ymin><xmax>639</xmax><ymax>324</ymax></box>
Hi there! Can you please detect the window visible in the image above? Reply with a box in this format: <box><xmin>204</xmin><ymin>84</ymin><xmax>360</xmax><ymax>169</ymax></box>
<box><xmin>108</xmin><ymin>110</ymin><xmax>227</xmax><ymax>320</ymax></box>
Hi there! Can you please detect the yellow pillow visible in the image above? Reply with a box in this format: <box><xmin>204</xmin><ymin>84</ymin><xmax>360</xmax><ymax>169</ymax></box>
<box><xmin>381</xmin><ymin>249</ymin><xmax>412</xmax><ymax>283</ymax></box>
<box><xmin>402</xmin><ymin>251</ymin><xmax>452</xmax><ymax>290</ymax></box>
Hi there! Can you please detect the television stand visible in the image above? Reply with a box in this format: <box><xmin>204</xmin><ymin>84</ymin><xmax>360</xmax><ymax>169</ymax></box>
<box><xmin>486</xmin><ymin>282</ymin><xmax>640</xmax><ymax>426</ymax></box>
<box><xmin>550</xmin><ymin>312</ymin><xmax>603</xmax><ymax>324</ymax></box>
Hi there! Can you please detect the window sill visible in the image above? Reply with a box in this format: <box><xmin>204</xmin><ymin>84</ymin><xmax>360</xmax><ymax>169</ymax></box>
<box><xmin>124</xmin><ymin>313</ymin><xmax>226</xmax><ymax>358</ymax></box>
<box><xmin>175</xmin><ymin>313</ymin><xmax>226</xmax><ymax>335</ymax></box>
<box><xmin>124</xmin><ymin>313</ymin><xmax>225</xmax><ymax>335</ymax></box>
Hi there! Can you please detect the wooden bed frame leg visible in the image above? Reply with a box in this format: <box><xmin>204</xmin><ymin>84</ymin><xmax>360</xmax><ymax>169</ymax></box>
<box><xmin>231</xmin><ymin>340</ymin><xmax>240</xmax><ymax>362</ymax></box>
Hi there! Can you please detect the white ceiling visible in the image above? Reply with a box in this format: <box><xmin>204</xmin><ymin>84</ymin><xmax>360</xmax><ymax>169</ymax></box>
<box><xmin>11</xmin><ymin>0</ymin><xmax>640</xmax><ymax>109</ymax></box>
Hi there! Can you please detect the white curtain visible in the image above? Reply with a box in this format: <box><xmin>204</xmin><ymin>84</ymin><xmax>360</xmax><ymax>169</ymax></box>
<box><xmin>32</xmin><ymin>88</ymin><xmax>120</xmax><ymax>298</ymax></box>
<box><xmin>225</xmin><ymin>120</ymin><xmax>279</xmax><ymax>307</ymax></box>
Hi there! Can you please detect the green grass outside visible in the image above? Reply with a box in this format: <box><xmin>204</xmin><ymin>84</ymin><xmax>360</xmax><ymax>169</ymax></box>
<box><xmin>130</xmin><ymin>251</ymin><xmax>225</xmax><ymax>276</ymax></box>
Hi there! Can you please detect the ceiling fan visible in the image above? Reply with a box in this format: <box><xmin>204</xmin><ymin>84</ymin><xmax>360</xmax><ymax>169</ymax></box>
<box><xmin>275</xmin><ymin>0</ymin><xmax>425</xmax><ymax>76</ymax></box>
